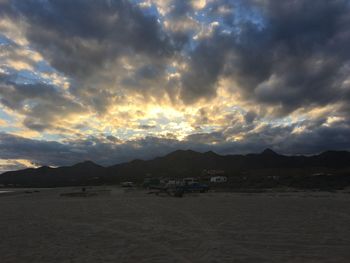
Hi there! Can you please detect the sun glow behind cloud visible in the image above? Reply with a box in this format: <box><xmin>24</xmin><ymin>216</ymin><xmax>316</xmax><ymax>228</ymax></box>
<box><xmin>0</xmin><ymin>0</ymin><xmax>350</xmax><ymax>170</ymax></box>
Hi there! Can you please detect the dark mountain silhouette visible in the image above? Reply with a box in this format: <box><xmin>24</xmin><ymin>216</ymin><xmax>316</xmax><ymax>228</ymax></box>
<box><xmin>1</xmin><ymin>149</ymin><xmax>350</xmax><ymax>188</ymax></box>
<box><xmin>261</xmin><ymin>148</ymin><xmax>278</xmax><ymax>155</ymax></box>
<box><xmin>0</xmin><ymin>161</ymin><xmax>104</xmax><ymax>187</ymax></box>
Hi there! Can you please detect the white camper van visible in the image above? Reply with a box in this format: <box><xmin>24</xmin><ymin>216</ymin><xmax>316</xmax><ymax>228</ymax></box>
<box><xmin>210</xmin><ymin>176</ymin><xmax>227</xmax><ymax>183</ymax></box>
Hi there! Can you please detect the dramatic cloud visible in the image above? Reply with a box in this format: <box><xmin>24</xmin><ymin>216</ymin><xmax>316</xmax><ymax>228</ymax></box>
<box><xmin>0</xmin><ymin>0</ymin><xmax>350</xmax><ymax>170</ymax></box>
<box><xmin>11</xmin><ymin>0</ymin><xmax>172</xmax><ymax>75</ymax></box>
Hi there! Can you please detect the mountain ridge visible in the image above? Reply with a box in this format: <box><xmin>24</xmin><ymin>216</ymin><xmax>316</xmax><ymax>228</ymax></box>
<box><xmin>1</xmin><ymin>149</ymin><xmax>350</xmax><ymax>187</ymax></box>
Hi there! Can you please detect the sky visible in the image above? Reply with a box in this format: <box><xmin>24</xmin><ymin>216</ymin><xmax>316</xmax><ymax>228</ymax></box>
<box><xmin>0</xmin><ymin>0</ymin><xmax>350</xmax><ymax>171</ymax></box>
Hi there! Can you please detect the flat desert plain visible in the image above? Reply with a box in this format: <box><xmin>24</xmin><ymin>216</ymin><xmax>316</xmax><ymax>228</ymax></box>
<box><xmin>0</xmin><ymin>187</ymin><xmax>350</xmax><ymax>263</ymax></box>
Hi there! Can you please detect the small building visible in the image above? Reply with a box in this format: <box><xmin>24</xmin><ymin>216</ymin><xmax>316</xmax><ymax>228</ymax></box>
<box><xmin>167</xmin><ymin>179</ymin><xmax>182</xmax><ymax>186</ymax></box>
<box><xmin>210</xmin><ymin>176</ymin><xmax>227</xmax><ymax>183</ymax></box>
<box><xmin>183</xmin><ymin>177</ymin><xmax>198</xmax><ymax>185</ymax></box>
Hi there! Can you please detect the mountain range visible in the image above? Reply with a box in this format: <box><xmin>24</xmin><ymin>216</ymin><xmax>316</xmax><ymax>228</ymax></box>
<box><xmin>1</xmin><ymin>149</ymin><xmax>350</xmax><ymax>188</ymax></box>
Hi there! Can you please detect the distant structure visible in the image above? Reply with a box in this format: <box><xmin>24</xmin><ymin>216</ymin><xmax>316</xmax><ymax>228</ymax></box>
<box><xmin>210</xmin><ymin>176</ymin><xmax>227</xmax><ymax>183</ymax></box>
<box><xmin>183</xmin><ymin>177</ymin><xmax>198</xmax><ymax>185</ymax></box>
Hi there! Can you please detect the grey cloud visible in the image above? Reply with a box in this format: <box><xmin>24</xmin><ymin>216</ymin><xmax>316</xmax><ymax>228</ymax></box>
<box><xmin>0</xmin><ymin>73</ymin><xmax>84</xmax><ymax>131</ymax></box>
<box><xmin>106</xmin><ymin>135</ymin><xmax>120</xmax><ymax>143</ymax></box>
<box><xmin>280</xmin><ymin>123</ymin><xmax>350</xmax><ymax>154</ymax></box>
<box><xmin>0</xmin><ymin>133</ymin><xmax>72</xmax><ymax>166</ymax></box>
<box><xmin>202</xmin><ymin>120</ymin><xmax>350</xmax><ymax>156</ymax></box>
<box><xmin>2</xmin><ymin>116</ymin><xmax>350</xmax><ymax>169</ymax></box>
<box><xmin>1</xmin><ymin>0</ymin><xmax>350</xmax><ymax>164</ymax></box>
<box><xmin>9</xmin><ymin>0</ymin><xmax>173</xmax><ymax>77</ymax></box>
<box><xmin>244</xmin><ymin>111</ymin><xmax>257</xmax><ymax>124</ymax></box>
<box><xmin>180</xmin><ymin>35</ymin><xmax>228</xmax><ymax>103</ymax></box>
<box><xmin>122</xmin><ymin>64</ymin><xmax>164</xmax><ymax>89</ymax></box>
<box><xmin>0</xmin><ymin>160</ymin><xmax>30</xmax><ymax>174</ymax></box>
<box><xmin>177</xmin><ymin>0</ymin><xmax>350</xmax><ymax>113</ymax></box>
<box><xmin>0</xmin><ymin>0</ymin><xmax>183</xmax><ymax>115</ymax></box>
<box><xmin>240</xmin><ymin>0</ymin><xmax>350</xmax><ymax>113</ymax></box>
<box><xmin>185</xmin><ymin>131</ymin><xmax>226</xmax><ymax>144</ymax></box>
<box><xmin>2</xmin><ymin>0</ymin><xmax>350</xmax><ymax>112</ymax></box>
<box><xmin>0</xmin><ymin>0</ymin><xmax>14</xmax><ymax>17</ymax></box>
<box><xmin>138</xmin><ymin>124</ymin><xmax>157</xmax><ymax>130</ymax></box>
<box><xmin>0</xmin><ymin>133</ymin><xmax>183</xmax><ymax>167</ymax></box>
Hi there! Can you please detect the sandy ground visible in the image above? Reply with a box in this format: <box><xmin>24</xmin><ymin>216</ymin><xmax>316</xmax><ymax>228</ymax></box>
<box><xmin>0</xmin><ymin>187</ymin><xmax>350</xmax><ymax>263</ymax></box>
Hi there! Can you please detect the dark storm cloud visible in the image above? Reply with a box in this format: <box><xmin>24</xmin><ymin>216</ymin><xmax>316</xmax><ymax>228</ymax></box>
<box><xmin>2</xmin><ymin>116</ymin><xmax>350</xmax><ymax>170</ymax></box>
<box><xmin>0</xmin><ymin>72</ymin><xmax>84</xmax><ymax>131</ymax></box>
<box><xmin>0</xmin><ymin>132</ymin><xmax>72</xmax><ymax>166</ymax></box>
<box><xmin>178</xmin><ymin>0</ymin><xmax>350</xmax><ymax>113</ymax></box>
<box><xmin>246</xmin><ymin>0</ymin><xmax>350</xmax><ymax>114</ymax></box>
<box><xmin>122</xmin><ymin>64</ymin><xmax>163</xmax><ymax>88</ymax></box>
<box><xmin>2</xmin><ymin>0</ymin><xmax>349</xmax><ymax>111</ymax></box>
<box><xmin>180</xmin><ymin>36</ymin><xmax>228</xmax><ymax>103</ymax></box>
<box><xmin>244</xmin><ymin>111</ymin><xmax>257</xmax><ymax>124</ymax></box>
<box><xmin>0</xmin><ymin>0</ymin><xmax>14</xmax><ymax>17</ymax></box>
<box><xmin>275</xmin><ymin>124</ymin><xmax>350</xmax><ymax>155</ymax></box>
<box><xmin>0</xmin><ymin>132</ymin><xmax>182</xmax><ymax>167</ymax></box>
<box><xmin>0</xmin><ymin>0</ymin><xmax>180</xmax><ymax>116</ymax></box>
<box><xmin>1</xmin><ymin>0</ymin><xmax>350</xmax><ymax>163</ymax></box>
<box><xmin>8</xmin><ymin>0</ymin><xmax>173</xmax><ymax>79</ymax></box>
<box><xmin>196</xmin><ymin>119</ymin><xmax>350</xmax><ymax>156</ymax></box>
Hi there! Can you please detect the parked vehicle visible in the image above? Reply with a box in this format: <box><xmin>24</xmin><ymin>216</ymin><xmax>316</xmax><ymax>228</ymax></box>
<box><xmin>210</xmin><ymin>176</ymin><xmax>228</xmax><ymax>183</ymax></box>
<box><xmin>183</xmin><ymin>177</ymin><xmax>198</xmax><ymax>185</ymax></box>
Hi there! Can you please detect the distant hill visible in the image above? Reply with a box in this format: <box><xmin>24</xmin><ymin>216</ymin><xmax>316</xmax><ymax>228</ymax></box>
<box><xmin>1</xmin><ymin>149</ymin><xmax>350</xmax><ymax>188</ymax></box>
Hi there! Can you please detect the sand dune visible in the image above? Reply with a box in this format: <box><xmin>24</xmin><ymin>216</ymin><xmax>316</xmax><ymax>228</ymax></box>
<box><xmin>1</xmin><ymin>188</ymin><xmax>350</xmax><ymax>262</ymax></box>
